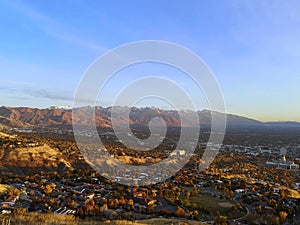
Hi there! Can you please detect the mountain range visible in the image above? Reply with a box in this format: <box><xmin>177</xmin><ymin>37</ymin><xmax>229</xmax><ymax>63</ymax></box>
<box><xmin>0</xmin><ymin>106</ymin><xmax>299</xmax><ymax>129</ymax></box>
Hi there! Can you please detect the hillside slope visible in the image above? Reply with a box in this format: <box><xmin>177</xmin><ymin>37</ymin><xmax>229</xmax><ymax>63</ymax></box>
<box><xmin>1</xmin><ymin>106</ymin><xmax>297</xmax><ymax>128</ymax></box>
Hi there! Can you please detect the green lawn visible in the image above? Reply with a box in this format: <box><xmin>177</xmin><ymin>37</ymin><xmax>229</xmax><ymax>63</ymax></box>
<box><xmin>168</xmin><ymin>194</ymin><xmax>246</xmax><ymax>220</ymax></box>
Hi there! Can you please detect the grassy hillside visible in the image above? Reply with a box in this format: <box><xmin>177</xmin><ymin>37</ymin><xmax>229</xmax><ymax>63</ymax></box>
<box><xmin>0</xmin><ymin>184</ymin><xmax>19</xmax><ymax>198</ymax></box>
<box><xmin>0</xmin><ymin>213</ymin><xmax>208</xmax><ymax>225</ymax></box>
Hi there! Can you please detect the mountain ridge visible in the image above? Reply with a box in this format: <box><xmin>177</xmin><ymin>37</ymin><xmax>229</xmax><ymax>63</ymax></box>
<box><xmin>0</xmin><ymin>106</ymin><xmax>299</xmax><ymax>128</ymax></box>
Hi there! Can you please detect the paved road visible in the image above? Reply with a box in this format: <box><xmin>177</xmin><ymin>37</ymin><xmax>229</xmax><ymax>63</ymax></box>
<box><xmin>233</xmin><ymin>195</ymin><xmax>255</xmax><ymax>220</ymax></box>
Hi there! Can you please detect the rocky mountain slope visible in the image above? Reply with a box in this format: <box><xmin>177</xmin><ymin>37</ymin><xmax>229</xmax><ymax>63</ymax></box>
<box><xmin>0</xmin><ymin>106</ymin><xmax>298</xmax><ymax>128</ymax></box>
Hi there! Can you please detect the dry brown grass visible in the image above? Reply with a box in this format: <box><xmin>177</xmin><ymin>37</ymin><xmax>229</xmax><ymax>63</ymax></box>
<box><xmin>0</xmin><ymin>213</ymin><xmax>76</xmax><ymax>225</ymax></box>
<box><xmin>0</xmin><ymin>184</ymin><xmax>14</xmax><ymax>194</ymax></box>
<box><xmin>0</xmin><ymin>214</ymin><xmax>208</xmax><ymax>225</ymax></box>
<box><xmin>0</xmin><ymin>132</ymin><xmax>14</xmax><ymax>139</ymax></box>
<box><xmin>0</xmin><ymin>184</ymin><xmax>18</xmax><ymax>198</ymax></box>
<box><xmin>6</xmin><ymin>144</ymin><xmax>72</xmax><ymax>168</ymax></box>
<box><xmin>278</xmin><ymin>186</ymin><xmax>300</xmax><ymax>199</ymax></box>
<box><xmin>117</xmin><ymin>156</ymin><xmax>162</xmax><ymax>165</ymax></box>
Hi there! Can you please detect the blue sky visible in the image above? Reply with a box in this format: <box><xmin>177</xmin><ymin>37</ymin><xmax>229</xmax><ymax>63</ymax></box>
<box><xmin>0</xmin><ymin>0</ymin><xmax>299</xmax><ymax>121</ymax></box>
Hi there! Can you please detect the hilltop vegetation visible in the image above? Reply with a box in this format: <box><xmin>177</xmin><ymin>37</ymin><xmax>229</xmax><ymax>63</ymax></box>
<box><xmin>0</xmin><ymin>184</ymin><xmax>19</xmax><ymax>198</ymax></box>
<box><xmin>0</xmin><ymin>213</ymin><xmax>208</xmax><ymax>225</ymax></box>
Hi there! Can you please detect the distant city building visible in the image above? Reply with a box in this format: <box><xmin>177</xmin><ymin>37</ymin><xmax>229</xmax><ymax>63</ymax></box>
<box><xmin>266</xmin><ymin>147</ymin><xmax>300</xmax><ymax>170</ymax></box>
<box><xmin>266</xmin><ymin>160</ymin><xmax>299</xmax><ymax>170</ymax></box>
<box><xmin>170</xmin><ymin>150</ymin><xmax>185</xmax><ymax>157</ymax></box>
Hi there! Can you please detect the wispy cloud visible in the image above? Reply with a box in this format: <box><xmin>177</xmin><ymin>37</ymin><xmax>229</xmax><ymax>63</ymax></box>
<box><xmin>0</xmin><ymin>80</ymin><xmax>73</xmax><ymax>102</ymax></box>
<box><xmin>0</xmin><ymin>80</ymin><xmax>35</xmax><ymax>86</ymax></box>
<box><xmin>0</xmin><ymin>82</ymin><xmax>108</xmax><ymax>107</ymax></box>
<box><xmin>22</xmin><ymin>88</ymin><xmax>74</xmax><ymax>102</ymax></box>
<box><xmin>5</xmin><ymin>1</ymin><xmax>108</xmax><ymax>52</ymax></box>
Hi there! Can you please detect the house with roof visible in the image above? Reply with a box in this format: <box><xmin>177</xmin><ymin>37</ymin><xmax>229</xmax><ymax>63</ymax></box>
<box><xmin>3</xmin><ymin>195</ymin><xmax>19</xmax><ymax>207</ymax></box>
